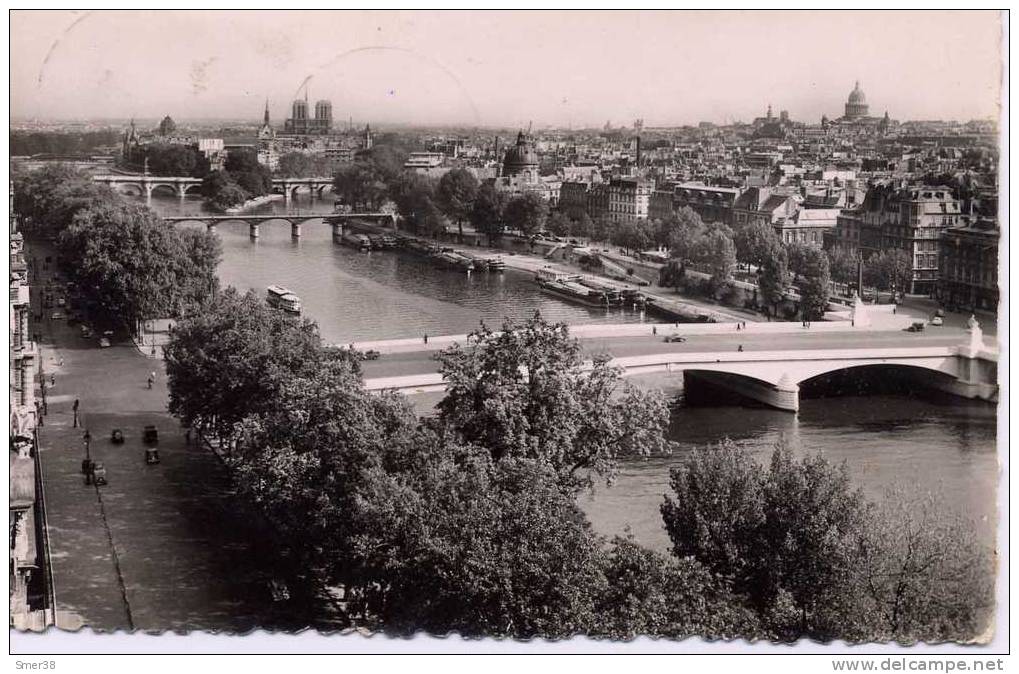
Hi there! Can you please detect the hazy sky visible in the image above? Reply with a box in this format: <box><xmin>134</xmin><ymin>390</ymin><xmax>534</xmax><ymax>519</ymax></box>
<box><xmin>11</xmin><ymin>10</ymin><xmax>1003</xmax><ymax>128</ymax></box>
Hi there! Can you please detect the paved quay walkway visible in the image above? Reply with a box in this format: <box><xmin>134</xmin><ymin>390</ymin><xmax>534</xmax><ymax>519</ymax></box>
<box><xmin>27</xmin><ymin>248</ymin><xmax>335</xmax><ymax>633</ymax></box>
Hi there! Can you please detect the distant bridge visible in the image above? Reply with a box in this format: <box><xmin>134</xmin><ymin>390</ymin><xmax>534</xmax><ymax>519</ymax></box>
<box><xmin>361</xmin><ymin>327</ymin><xmax>999</xmax><ymax>412</ymax></box>
<box><xmin>159</xmin><ymin>213</ymin><xmax>396</xmax><ymax>238</ymax></box>
<box><xmin>93</xmin><ymin>174</ymin><xmax>335</xmax><ymax>203</ymax></box>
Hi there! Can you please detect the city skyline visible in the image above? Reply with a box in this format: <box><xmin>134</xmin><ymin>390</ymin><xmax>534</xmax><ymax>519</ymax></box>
<box><xmin>11</xmin><ymin>10</ymin><xmax>1003</xmax><ymax>127</ymax></box>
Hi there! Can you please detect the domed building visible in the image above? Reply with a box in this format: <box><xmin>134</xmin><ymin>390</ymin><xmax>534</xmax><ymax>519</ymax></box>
<box><xmin>843</xmin><ymin>81</ymin><xmax>870</xmax><ymax>120</ymax></box>
<box><xmin>501</xmin><ymin>130</ymin><xmax>539</xmax><ymax>183</ymax></box>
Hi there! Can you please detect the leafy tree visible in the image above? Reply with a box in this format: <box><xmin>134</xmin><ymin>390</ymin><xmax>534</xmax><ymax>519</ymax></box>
<box><xmin>785</xmin><ymin>242</ymin><xmax>815</xmax><ymax>283</ymax></box>
<box><xmin>594</xmin><ymin>536</ymin><xmax>761</xmax><ymax>640</ymax></box>
<box><xmin>225</xmin><ymin>148</ymin><xmax>272</xmax><ymax>196</ymax></box>
<box><xmin>611</xmin><ymin>220</ymin><xmax>654</xmax><ymax>254</ymax></box>
<box><xmin>693</xmin><ymin>228</ymin><xmax>737</xmax><ymax>291</ymax></box>
<box><xmin>826</xmin><ymin>245</ymin><xmax>859</xmax><ymax>287</ymax></box>
<box><xmin>201</xmin><ymin>170</ymin><xmax>248</xmax><ymax>211</ymax></box>
<box><xmin>469</xmin><ymin>182</ymin><xmax>510</xmax><ymax>245</ymax></box>
<box><xmin>58</xmin><ymin>201</ymin><xmax>220</xmax><ymax>327</ymax></box>
<box><xmin>164</xmin><ymin>287</ymin><xmax>340</xmax><ymax>443</ymax></box>
<box><xmin>757</xmin><ymin>242</ymin><xmax>790</xmax><ymax>316</ymax></box>
<box><xmin>390</xmin><ymin>172</ymin><xmax>445</xmax><ymax>236</ymax></box>
<box><xmin>663</xmin><ymin>441</ymin><xmax>872</xmax><ymax>640</ymax></box>
<box><xmin>589</xmin><ymin>215</ymin><xmax>615</xmax><ymax>244</ymax></box>
<box><xmin>546</xmin><ymin>211</ymin><xmax>574</xmax><ymax>238</ymax></box>
<box><xmin>346</xmin><ymin>449</ymin><xmax>609</xmax><ymax>637</ymax></box>
<box><xmin>658</xmin><ymin>207</ymin><xmax>706</xmax><ymax>256</ymax></box>
<box><xmin>13</xmin><ymin>165</ymin><xmax>113</xmax><ymax>240</ymax></box>
<box><xmin>859</xmin><ymin>489</ymin><xmax>995</xmax><ymax>643</ymax></box>
<box><xmin>504</xmin><ymin>192</ymin><xmax>549</xmax><ymax>238</ymax></box>
<box><xmin>734</xmin><ymin>220</ymin><xmax>780</xmax><ymax>268</ymax></box>
<box><xmin>435</xmin><ymin>314</ymin><xmax>670</xmax><ymax>490</ymax></box>
<box><xmin>362</xmin><ymin>143</ymin><xmax>410</xmax><ymax>182</ymax></box>
<box><xmin>333</xmin><ymin>159</ymin><xmax>388</xmax><ymax>211</ymax></box>
<box><xmin>131</xmin><ymin>142</ymin><xmax>209</xmax><ymax>177</ymax></box>
<box><xmin>436</xmin><ymin>168</ymin><xmax>479</xmax><ymax>242</ymax></box>
<box><xmin>865</xmin><ymin>249</ymin><xmax>911</xmax><ymax>293</ymax></box>
<box><xmin>797</xmin><ymin>247</ymin><xmax>832</xmax><ymax>320</ymax></box>
<box><xmin>276</xmin><ymin>151</ymin><xmax>332</xmax><ymax>178</ymax></box>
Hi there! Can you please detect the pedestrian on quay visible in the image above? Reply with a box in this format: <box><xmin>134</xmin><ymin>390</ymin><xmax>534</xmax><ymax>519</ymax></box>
<box><xmin>424</xmin><ymin>333</ymin><xmax>429</xmax><ymax>345</ymax></box>
<box><xmin>736</xmin><ymin>323</ymin><xmax>741</xmax><ymax>331</ymax></box>
<box><xmin>72</xmin><ymin>398</ymin><xmax>80</xmax><ymax>428</ymax></box>
<box><xmin>147</xmin><ymin>375</ymin><xmax>154</xmax><ymax>389</ymax></box>
<box><xmin>652</xmin><ymin>326</ymin><xmax>657</xmax><ymax>336</ymax></box>
<box><xmin>35</xmin><ymin>400</ymin><xmax>43</xmax><ymax>427</ymax></box>
<box><xmin>737</xmin><ymin>344</ymin><xmax>744</xmax><ymax>352</ymax></box>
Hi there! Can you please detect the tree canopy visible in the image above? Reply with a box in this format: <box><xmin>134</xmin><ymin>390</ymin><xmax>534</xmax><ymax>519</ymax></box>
<box><xmin>435</xmin><ymin>314</ymin><xmax>670</xmax><ymax>490</ymax></box>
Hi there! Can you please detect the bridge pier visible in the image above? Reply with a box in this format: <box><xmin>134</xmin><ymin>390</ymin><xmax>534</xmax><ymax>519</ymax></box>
<box><xmin>144</xmin><ymin>184</ymin><xmax>153</xmax><ymax>205</ymax></box>
<box><xmin>682</xmin><ymin>370</ymin><xmax>800</xmax><ymax>413</ymax></box>
<box><xmin>206</xmin><ymin>222</ymin><xmax>217</xmax><ymax>233</ymax></box>
<box><xmin>332</xmin><ymin>221</ymin><xmax>344</xmax><ymax>242</ymax></box>
<box><xmin>249</xmin><ymin>223</ymin><xmax>260</xmax><ymax>239</ymax></box>
<box><xmin>291</xmin><ymin>222</ymin><xmax>302</xmax><ymax>238</ymax></box>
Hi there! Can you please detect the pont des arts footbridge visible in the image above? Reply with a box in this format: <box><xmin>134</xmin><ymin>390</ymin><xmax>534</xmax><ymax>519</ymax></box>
<box><xmin>352</xmin><ymin>319</ymin><xmax>998</xmax><ymax>413</ymax></box>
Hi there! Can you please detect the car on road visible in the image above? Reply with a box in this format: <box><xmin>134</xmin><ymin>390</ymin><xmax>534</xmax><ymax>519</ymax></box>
<box><xmin>50</xmin><ymin>311</ymin><xmax>65</xmax><ymax>320</ymax></box>
<box><xmin>99</xmin><ymin>337</ymin><xmax>111</xmax><ymax>348</ymax></box>
<box><xmin>663</xmin><ymin>334</ymin><xmax>687</xmax><ymax>343</ymax></box>
<box><xmin>930</xmin><ymin>315</ymin><xmax>944</xmax><ymax>326</ymax></box>
<box><xmin>905</xmin><ymin>322</ymin><xmax>926</xmax><ymax>333</ymax></box>
<box><xmin>143</xmin><ymin>425</ymin><xmax>159</xmax><ymax>445</ymax></box>
<box><xmin>111</xmin><ymin>428</ymin><xmax>124</xmax><ymax>444</ymax></box>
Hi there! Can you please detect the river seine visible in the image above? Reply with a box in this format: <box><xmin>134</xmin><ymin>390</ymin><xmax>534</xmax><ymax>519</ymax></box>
<box><xmin>147</xmin><ymin>195</ymin><xmax>1000</xmax><ymax>554</ymax></box>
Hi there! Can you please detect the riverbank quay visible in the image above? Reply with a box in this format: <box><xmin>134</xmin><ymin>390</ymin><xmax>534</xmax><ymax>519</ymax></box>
<box><xmin>341</xmin><ymin>219</ymin><xmax>754</xmax><ymax>323</ymax></box>
<box><xmin>24</xmin><ymin>241</ymin><xmax>335</xmax><ymax>633</ymax></box>
<box><xmin>224</xmin><ymin>193</ymin><xmax>284</xmax><ymax>213</ymax></box>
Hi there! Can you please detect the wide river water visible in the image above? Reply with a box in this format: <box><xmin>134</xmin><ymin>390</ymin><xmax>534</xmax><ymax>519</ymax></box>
<box><xmin>146</xmin><ymin>195</ymin><xmax>1001</xmax><ymax>553</ymax></box>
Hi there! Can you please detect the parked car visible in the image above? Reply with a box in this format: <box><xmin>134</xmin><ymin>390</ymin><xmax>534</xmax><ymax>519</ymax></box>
<box><xmin>145</xmin><ymin>448</ymin><xmax>160</xmax><ymax>465</ymax></box>
<box><xmin>111</xmin><ymin>428</ymin><xmax>124</xmax><ymax>444</ymax></box>
<box><xmin>50</xmin><ymin>311</ymin><xmax>65</xmax><ymax>320</ymax></box>
<box><xmin>98</xmin><ymin>337</ymin><xmax>111</xmax><ymax>348</ymax></box>
<box><xmin>143</xmin><ymin>425</ymin><xmax>159</xmax><ymax>445</ymax></box>
<box><xmin>664</xmin><ymin>334</ymin><xmax>687</xmax><ymax>343</ymax></box>
<box><xmin>91</xmin><ymin>462</ymin><xmax>108</xmax><ymax>486</ymax></box>
<box><xmin>905</xmin><ymin>322</ymin><xmax>926</xmax><ymax>333</ymax></box>
<box><xmin>930</xmin><ymin>315</ymin><xmax>944</xmax><ymax>326</ymax></box>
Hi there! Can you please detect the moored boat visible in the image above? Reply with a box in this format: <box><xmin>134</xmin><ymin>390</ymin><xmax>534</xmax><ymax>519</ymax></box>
<box><xmin>341</xmin><ymin>232</ymin><xmax>372</xmax><ymax>250</ymax></box>
<box><xmin>538</xmin><ymin>279</ymin><xmax>612</xmax><ymax>307</ymax></box>
<box><xmin>266</xmin><ymin>285</ymin><xmax>302</xmax><ymax>314</ymax></box>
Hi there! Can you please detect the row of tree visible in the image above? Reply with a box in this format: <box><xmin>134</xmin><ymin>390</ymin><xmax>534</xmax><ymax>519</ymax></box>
<box><xmin>13</xmin><ymin>164</ymin><xmax>221</xmax><ymax>328</ymax></box>
<box><xmin>332</xmin><ymin>149</ymin><xmax>555</xmax><ymax>243</ymax></box>
<box><xmin>164</xmin><ymin>298</ymin><xmax>992</xmax><ymax>641</ymax></box>
<box><xmin>11</xmin><ymin>130</ymin><xmax>122</xmax><ymax>157</ymax></box>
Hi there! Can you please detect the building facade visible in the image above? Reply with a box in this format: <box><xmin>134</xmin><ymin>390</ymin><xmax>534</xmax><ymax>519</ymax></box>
<box><xmin>607</xmin><ymin>177</ymin><xmax>654</xmax><ymax>223</ymax></box>
<box><xmin>284</xmin><ymin>98</ymin><xmax>333</xmax><ymax>135</ymax></box>
<box><xmin>938</xmin><ymin>219</ymin><xmax>999</xmax><ymax>312</ymax></box>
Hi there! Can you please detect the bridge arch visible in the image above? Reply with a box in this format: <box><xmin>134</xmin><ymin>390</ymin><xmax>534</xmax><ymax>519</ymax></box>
<box><xmin>790</xmin><ymin>357</ymin><xmax>959</xmax><ymax>386</ymax></box>
<box><xmin>183</xmin><ymin>184</ymin><xmax>204</xmax><ymax>196</ymax></box>
<box><xmin>149</xmin><ymin>183</ymin><xmax>181</xmax><ymax>199</ymax></box>
<box><xmin>112</xmin><ymin>182</ymin><xmax>145</xmax><ymax>197</ymax></box>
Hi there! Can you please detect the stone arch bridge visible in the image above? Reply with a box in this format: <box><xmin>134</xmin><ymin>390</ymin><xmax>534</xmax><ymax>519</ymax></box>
<box><xmin>93</xmin><ymin>174</ymin><xmax>335</xmax><ymax>203</ymax></box>
<box><xmin>361</xmin><ymin>329</ymin><xmax>998</xmax><ymax>412</ymax></box>
<box><xmin>160</xmin><ymin>213</ymin><xmax>396</xmax><ymax>239</ymax></box>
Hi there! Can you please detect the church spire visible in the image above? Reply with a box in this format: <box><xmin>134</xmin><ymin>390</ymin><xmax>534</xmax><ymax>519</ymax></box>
<box><xmin>264</xmin><ymin>98</ymin><xmax>270</xmax><ymax>125</ymax></box>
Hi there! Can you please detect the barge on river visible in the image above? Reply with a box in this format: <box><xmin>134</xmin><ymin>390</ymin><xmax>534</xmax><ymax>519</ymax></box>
<box><xmin>341</xmin><ymin>232</ymin><xmax>372</xmax><ymax>251</ymax></box>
